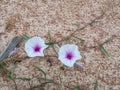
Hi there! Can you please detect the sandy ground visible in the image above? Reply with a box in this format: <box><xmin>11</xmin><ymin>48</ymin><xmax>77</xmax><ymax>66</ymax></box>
<box><xmin>0</xmin><ymin>0</ymin><xmax>120</xmax><ymax>90</ymax></box>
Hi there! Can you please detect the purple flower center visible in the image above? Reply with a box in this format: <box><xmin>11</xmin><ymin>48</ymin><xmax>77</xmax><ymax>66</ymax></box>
<box><xmin>66</xmin><ymin>52</ymin><xmax>74</xmax><ymax>60</ymax></box>
<box><xmin>33</xmin><ymin>45</ymin><xmax>41</xmax><ymax>52</ymax></box>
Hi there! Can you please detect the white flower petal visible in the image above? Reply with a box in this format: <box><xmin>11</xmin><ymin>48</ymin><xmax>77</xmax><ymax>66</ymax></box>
<box><xmin>59</xmin><ymin>57</ymin><xmax>76</xmax><ymax>67</ymax></box>
<box><xmin>25</xmin><ymin>44</ymin><xmax>35</xmax><ymax>57</ymax></box>
<box><xmin>73</xmin><ymin>47</ymin><xmax>82</xmax><ymax>60</ymax></box>
<box><xmin>25</xmin><ymin>36</ymin><xmax>47</xmax><ymax>57</ymax></box>
<box><xmin>58</xmin><ymin>44</ymin><xmax>68</xmax><ymax>55</ymax></box>
<box><xmin>58</xmin><ymin>44</ymin><xmax>82</xmax><ymax>67</ymax></box>
<box><xmin>27</xmin><ymin>37</ymin><xmax>39</xmax><ymax>46</ymax></box>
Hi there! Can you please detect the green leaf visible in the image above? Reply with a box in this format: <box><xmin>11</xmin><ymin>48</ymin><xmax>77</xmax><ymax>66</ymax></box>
<box><xmin>48</xmin><ymin>31</ymin><xmax>52</xmax><ymax>40</ymax></box>
<box><xmin>56</xmin><ymin>43</ymin><xmax>60</xmax><ymax>47</ymax></box>
<box><xmin>45</xmin><ymin>42</ymin><xmax>55</xmax><ymax>46</ymax></box>
<box><xmin>15</xmin><ymin>77</ymin><xmax>31</xmax><ymax>81</ymax></box>
<box><xmin>71</xmin><ymin>23</ymin><xmax>80</xmax><ymax>28</ymax></box>
<box><xmin>99</xmin><ymin>44</ymin><xmax>109</xmax><ymax>57</ymax></box>
<box><xmin>91</xmin><ymin>20</ymin><xmax>99</xmax><ymax>25</ymax></box>
<box><xmin>59</xmin><ymin>75</ymin><xmax>64</xmax><ymax>90</ymax></box>
<box><xmin>7</xmin><ymin>65</ymin><xmax>16</xmax><ymax>79</ymax></box>
<box><xmin>37</xmin><ymin>78</ymin><xmax>54</xmax><ymax>83</ymax></box>
<box><xmin>22</xmin><ymin>34</ymin><xmax>30</xmax><ymax>40</ymax></box>
<box><xmin>40</xmin><ymin>87</ymin><xmax>45</xmax><ymax>90</ymax></box>
<box><xmin>0</xmin><ymin>63</ymin><xmax>3</xmax><ymax>68</ymax></box>
<box><xmin>72</xmin><ymin>35</ymin><xmax>85</xmax><ymax>42</ymax></box>
<box><xmin>94</xmin><ymin>81</ymin><xmax>98</xmax><ymax>90</ymax></box>
<box><xmin>66</xmin><ymin>39</ymin><xmax>70</xmax><ymax>44</ymax></box>
<box><xmin>32</xmin><ymin>85</ymin><xmax>45</xmax><ymax>90</ymax></box>
<box><xmin>35</xmin><ymin>66</ymin><xmax>46</xmax><ymax>79</ymax></box>
<box><xmin>0</xmin><ymin>62</ymin><xmax>8</xmax><ymax>69</ymax></box>
<box><xmin>71</xmin><ymin>85</ymin><xmax>82</xmax><ymax>90</ymax></box>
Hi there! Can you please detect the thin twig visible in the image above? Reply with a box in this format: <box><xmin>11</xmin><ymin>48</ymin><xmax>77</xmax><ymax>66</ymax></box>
<box><xmin>2</xmin><ymin>55</ymin><xmax>57</xmax><ymax>64</ymax></box>
<box><xmin>55</xmin><ymin>12</ymin><xmax>106</xmax><ymax>44</ymax></box>
<box><xmin>12</xmin><ymin>79</ymin><xmax>18</xmax><ymax>90</ymax></box>
<box><xmin>45</xmin><ymin>55</ymin><xmax>57</xmax><ymax>58</ymax></box>
<box><xmin>52</xmin><ymin>46</ymin><xmax>58</xmax><ymax>56</ymax></box>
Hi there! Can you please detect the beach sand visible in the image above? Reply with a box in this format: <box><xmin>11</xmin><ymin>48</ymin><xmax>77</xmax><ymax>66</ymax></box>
<box><xmin>0</xmin><ymin>0</ymin><xmax>120</xmax><ymax>90</ymax></box>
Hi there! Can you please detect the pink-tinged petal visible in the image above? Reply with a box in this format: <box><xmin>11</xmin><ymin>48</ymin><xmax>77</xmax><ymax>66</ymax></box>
<box><xmin>25</xmin><ymin>37</ymin><xmax>48</xmax><ymax>57</ymax></box>
<box><xmin>65</xmin><ymin>51</ymin><xmax>74</xmax><ymax>60</ymax></box>
<box><xmin>58</xmin><ymin>44</ymin><xmax>82</xmax><ymax>67</ymax></box>
<box><xmin>9</xmin><ymin>48</ymin><xmax>18</xmax><ymax>56</ymax></box>
<box><xmin>33</xmin><ymin>44</ymin><xmax>41</xmax><ymax>52</ymax></box>
<box><xmin>75</xmin><ymin>62</ymin><xmax>83</xmax><ymax>69</ymax></box>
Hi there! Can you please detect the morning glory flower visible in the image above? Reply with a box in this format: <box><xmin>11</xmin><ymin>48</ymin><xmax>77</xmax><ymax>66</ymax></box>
<box><xmin>58</xmin><ymin>44</ymin><xmax>82</xmax><ymax>67</ymax></box>
<box><xmin>25</xmin><ymin>37</ymin><xmax>48</xmax><ymax>57</ymax></box>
